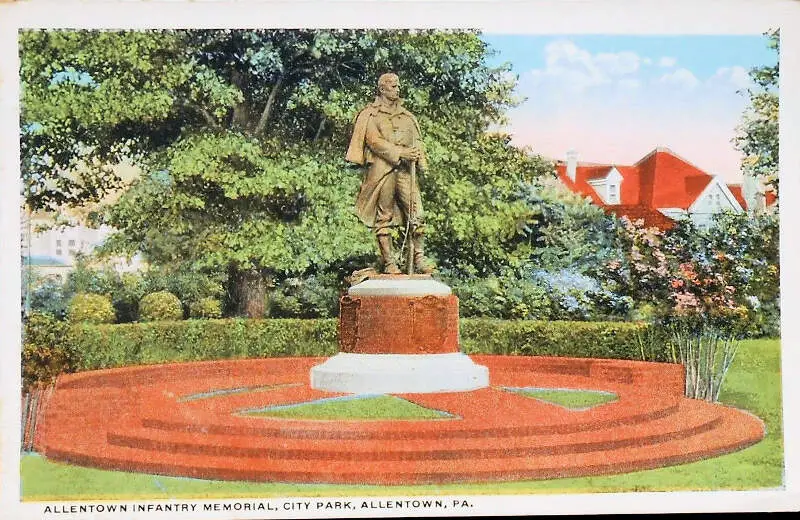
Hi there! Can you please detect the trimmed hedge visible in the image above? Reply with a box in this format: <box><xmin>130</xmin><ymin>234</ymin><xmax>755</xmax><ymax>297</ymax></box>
<box><xmin>460</xmin><ymin>318</ymin><xmax>663</xmax><ymax>361</ymax></box>
<box><xmin>68</xmin><ymin>319</ymin><xmax>339</xmax><ymax>370</ymax></box>
<box><xmin>59</xmin><ymin>318</ymin><xmax>659</xmax><ymax>372</ymax></box>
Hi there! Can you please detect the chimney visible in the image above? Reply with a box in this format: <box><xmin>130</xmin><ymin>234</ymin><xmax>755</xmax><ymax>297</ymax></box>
<box><xmin>566</xmin><ymin>149</ymin><xmax>578</xmax><ymax>181</ymax></box>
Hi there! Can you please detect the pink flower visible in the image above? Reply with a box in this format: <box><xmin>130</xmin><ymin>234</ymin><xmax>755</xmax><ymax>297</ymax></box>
<box><xmin>673</xmin><ymin>292</ymin><xmax>701</xmax><ymax>314</ymax></box>
<box><xmin>679</xmin><ymin>263</ymin><xmax>697</xmax><ymax>279</ymax></box>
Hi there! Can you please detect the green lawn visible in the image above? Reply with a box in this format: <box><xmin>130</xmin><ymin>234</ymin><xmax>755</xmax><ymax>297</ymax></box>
<box><xmin>20</xmin><ymin>338</ymin><xmax>783</xmax><ymax>499</ymax></box>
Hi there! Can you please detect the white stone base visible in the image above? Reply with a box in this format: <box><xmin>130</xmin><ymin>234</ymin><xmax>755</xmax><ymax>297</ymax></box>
<box><xmin>348</xmin><ymin>278</ymin><xmax>452</xmax><ymax>297</ymax></box>
<box><xmin>310</xmin><ymin>353</ymin><xmax>489</xmax><ymax>394</ymax></box>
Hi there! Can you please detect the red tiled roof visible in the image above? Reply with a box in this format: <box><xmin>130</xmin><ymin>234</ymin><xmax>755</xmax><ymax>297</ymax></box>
<box><xmin>606</xmin><ymin>205</ymin><xmax>676</xmax><ymax>230</ymax></box>
<box><xmin>726</xmin><ymin>184</ymin><xmax>778</xmax><ymax>210</ymax></box>
<box><xmin>556</xmin><ymin>147</ymin><xmax>732</xmax><ymax>230</ymax></box>
<box><xmin>765</xmin><ymin>190</ymin><xmax>778</xmax><ymax>207</ymax></box>
<box><xmin>636</xmin><ymin>150</ymin><xmax>712</xmax><ymax>209</ymax></box>
<box><xmin>556</xmin><ymin>164</ymin><xmax>606</xmax><ymax>205</ymax></box>
<box><xmin>728</xmin><ymin>184</ymin><xmax>747</xmax><ymax>210</ymax></box>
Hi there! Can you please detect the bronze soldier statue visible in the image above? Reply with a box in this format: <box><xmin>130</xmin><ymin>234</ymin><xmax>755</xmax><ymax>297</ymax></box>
<box><xmin>346</xmin><ymin>72</ymin><xmax>433</xmax><ymax>275</ymax></box>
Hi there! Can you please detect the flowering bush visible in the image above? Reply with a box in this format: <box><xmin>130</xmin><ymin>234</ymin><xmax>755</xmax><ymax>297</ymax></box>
<box><xmin>451</xmin><ymin>267</ymin><xmax>630</xmax><ymax>321</ymax></box>
<box><xmin>529</xmin><ymin>268</ymin><xmax>632</xmax><ymax>320</ymax></box>
<box><xmin>601</xmin><ymin>217</ymin><xmax>672</xmax><ymax>314</ymax></box>
<box><xmin>24</xmin><ymin>273</ymin><xmax>68</xmax><ymax>319</ymax></box>
<box><xmin>665</xmin><ymin>212</ymin><xmax>779</xmax><ymax>336</ymax></box>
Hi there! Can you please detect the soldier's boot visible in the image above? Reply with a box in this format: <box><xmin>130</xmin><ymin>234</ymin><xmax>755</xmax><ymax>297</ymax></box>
<box><xmin>377</xmin><ymin>235</ymin><xmax>401</xmax><ymax>274</ymax></box>
<box><xmin>412</xmin><ymin>234</ymin><xmax>434</xmax><ymax>274</ymax></box>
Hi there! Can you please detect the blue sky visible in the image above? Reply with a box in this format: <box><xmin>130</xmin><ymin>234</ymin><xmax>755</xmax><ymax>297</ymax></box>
<box><xmin>480</xmin><ymin>34</ymin><xmax>777</xmax><ymax>182</ymax></box>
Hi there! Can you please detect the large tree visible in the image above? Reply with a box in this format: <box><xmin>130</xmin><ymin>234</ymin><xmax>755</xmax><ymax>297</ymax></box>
<box><xmin>20</xmin><ymin>29</ymin><xmax>552</xmax><ymax>316</ymax></box>
<box><xmin>734</xmin><ymin>29</ymin><xmax>779</xmax><ymax>196</ymax></box>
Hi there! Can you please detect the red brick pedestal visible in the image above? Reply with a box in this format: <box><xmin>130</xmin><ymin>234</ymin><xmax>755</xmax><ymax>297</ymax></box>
<box><xmin>339</xmin><ymin>292</ymin><xmax>459</xmax><ymax>354</ymax></box>
<box><xmin>310</xmin><ymin>275</ymin><xmax>489</xmax><ymax>394</ymax></box>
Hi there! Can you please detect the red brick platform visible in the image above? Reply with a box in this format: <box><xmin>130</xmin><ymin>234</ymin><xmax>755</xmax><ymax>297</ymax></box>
<box><xmin>34</xmin><ymin>356</ymin><xmax>765</xmax><ymax>485</ymax></box>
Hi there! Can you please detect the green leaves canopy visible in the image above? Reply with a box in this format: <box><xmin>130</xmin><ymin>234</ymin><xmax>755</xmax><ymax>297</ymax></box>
<box><xmin>734</xmin><ymin>29</ymin><xmax>779</xmax><ymax>195</ymax></box>
<box><xmin>21</xmin><ymin>29</ymin><xmax>552</xmax><ymax>280</ymax></box>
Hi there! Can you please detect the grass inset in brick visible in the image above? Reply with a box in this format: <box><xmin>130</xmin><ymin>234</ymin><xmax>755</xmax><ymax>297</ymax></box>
<box><xmin>503</xmin><ymin>387</ymin><xmax>618</xmax><ymax>410</ymax></box>
<box><xmin>241</xmin><ymin>394</ymin><xmax>454</xmax><ymax>421</ymax></box>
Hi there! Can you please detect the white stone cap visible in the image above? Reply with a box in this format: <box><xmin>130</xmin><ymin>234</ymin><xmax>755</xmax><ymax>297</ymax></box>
<box><xmin>310</xmin><ymin>353</ymin><xmax>489</xmax><ymax>394</ymax></box>
<box><xmin>348</xmin><ymin>277</ymin><xmax>451</xmax><ymax>297</ymax></box>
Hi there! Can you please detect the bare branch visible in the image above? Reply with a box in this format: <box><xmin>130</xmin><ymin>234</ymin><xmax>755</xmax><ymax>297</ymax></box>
<box><xmin>178</xmin><ymin>97</ymin><xmax>220</xmax><ymax>128</ymax></box>
<box><xmin>313</xmin><ymin>116</ymin><xmax>326</xmax><ymax>142</ymax></box>
<box><xmin>254</xmin><ymin>73</ymin><xmax>285</xmax><ymax>136</ymax></box>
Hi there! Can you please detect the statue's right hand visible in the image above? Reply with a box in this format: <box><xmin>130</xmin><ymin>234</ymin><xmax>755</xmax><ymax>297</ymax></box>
<box><xmin>399</xmin><ymin>146</ymin><xmax>421</xmax><ymax>161</ymax></box>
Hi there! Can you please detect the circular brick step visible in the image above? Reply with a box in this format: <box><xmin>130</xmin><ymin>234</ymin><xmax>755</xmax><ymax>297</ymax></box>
<box><xmin>35</xmin><ymin>357</ymin><xmax>765</xmax><ymax>485</ymax></box>
<box><xmin>105</xmin><ymin>400</ymin><xmax>722</xmax><ymax>460</ymax></box>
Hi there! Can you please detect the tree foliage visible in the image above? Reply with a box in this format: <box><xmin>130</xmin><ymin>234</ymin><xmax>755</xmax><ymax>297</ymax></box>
<box><xmin>21</xmin><ymin>29</ymin><xmax>552</xmax><ymax>316</ymax></box>
<box><xmin>734</xmin><ymin>29</ymin><xmax>779</xmax><ymax>194</ymax></box>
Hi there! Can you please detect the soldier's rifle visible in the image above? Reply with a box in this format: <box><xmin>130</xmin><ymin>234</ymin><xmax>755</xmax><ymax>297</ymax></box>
<box><xmin>406</xmin><ymin>159</ymin><xmax>417</xmax><ymax>275</ymax></box>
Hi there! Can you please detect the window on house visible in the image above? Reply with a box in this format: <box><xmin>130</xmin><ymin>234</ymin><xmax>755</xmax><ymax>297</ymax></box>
<box><xmin>608</xmin><ymin>184</ymin><xmax>619</xmax><ymax>204</ymax></box>
<box><xmin>68</xmin><ymin>239</ymin><xmax>76</xmax><ymax>247</ymax></box>
<box><xmin>56</xmin><ymin>240</ymin><xmax>62</xmax><ymax>247</ymax></box>
<box><xmin>56</xmin><ymin>249</ymin><xmax>63</xmax><ymax>256</ymax></box>
<box><xmin>69</xmin><ymin>249</ymin><xmax>77</xmax><ymax>256</ymax></box>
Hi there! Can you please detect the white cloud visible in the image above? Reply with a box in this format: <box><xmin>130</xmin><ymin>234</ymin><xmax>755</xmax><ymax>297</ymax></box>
<box><xmin>643</xmin><ymin>57</ymin><xmax>653</xmax><ymax>65</ymax></box>
<box><xmin>595</xmin><ymin>51</ymin><xmax>641</xmax><ymax>75</ymax></box>
<box><xmin>523</xmin><ymin>39</ymin><xmax>643</xmax><ymax>93</ymax></box>
<box><xmin>709</xmin><ymin>66</ymin><xmax>752</xmax><ymax>90</ymax></box>
<box><xmin>658</xmin><ymin>68</ymin><xmax>699</xmax><ymax>90</ymax></box>
<box><xmin>658</xmin><ymin>56</ymin><xmax>678</xmax><ymax>68</ymax></box>
<box><xmin>618</xmin><ymin>78</ymin><xmax>641</xmax><ymax>90</ymax></box>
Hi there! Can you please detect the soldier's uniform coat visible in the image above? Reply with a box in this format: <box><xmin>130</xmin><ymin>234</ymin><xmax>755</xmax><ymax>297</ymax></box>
<box><xmin>346</xmin><ymin>98</ymin><xmax>428</xmax><ymax>231</ymax></box>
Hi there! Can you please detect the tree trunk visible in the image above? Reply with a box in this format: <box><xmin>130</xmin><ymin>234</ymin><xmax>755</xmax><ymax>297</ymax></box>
<box><xmin>230</xmin><ymin>69</ymin><xmax>251</xmax><ymax>130</ymax></box>
<box><xmin>232</xmin><ymin>267</ymin><xmax>267</xmax><ymax>318</ymax></box>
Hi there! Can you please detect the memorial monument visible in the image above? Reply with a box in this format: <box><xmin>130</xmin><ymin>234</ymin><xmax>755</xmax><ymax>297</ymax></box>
<box><xmin>310</xmin><ymin>73</ymin><xmax>489</xmax><ymax>393</ymax></box>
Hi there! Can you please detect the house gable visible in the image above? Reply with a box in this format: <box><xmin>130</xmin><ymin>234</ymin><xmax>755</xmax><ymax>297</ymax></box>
<box><xmin>688</xmin><ymin>178</ymin><xmax>744</xmax><ymax>226</ymax></box>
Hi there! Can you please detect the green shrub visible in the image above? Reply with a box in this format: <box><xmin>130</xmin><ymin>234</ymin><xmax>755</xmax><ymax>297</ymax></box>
<box><xmin>24</xmin><ymin>272</ymin><xmax>69</xmax><ymax>319</ymax></box>
<box><xmin>67</xmin><ymin>293</ymin><xmax>116</xmax><ymax>324</ymax></box>
<box><xmin>189</xmin><ymin>297</ymin><xmax>223</xmax><ymax>319</ymax></box>
<box><xmin>139</xmin><ymin>291</ymin><xmax>183</xmax><ymax>322</ymax></box>
<box><xmin>268</xmin><ymin>274</ymin><xmax>341</xmax><ymax>318</ymax></box>
<box><xmin>22</xmin><ymin>312</ymin><xmax>79</xmax><ymax>390</ymax></box>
